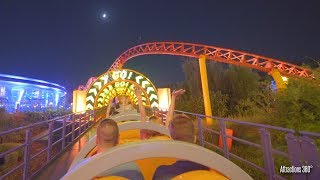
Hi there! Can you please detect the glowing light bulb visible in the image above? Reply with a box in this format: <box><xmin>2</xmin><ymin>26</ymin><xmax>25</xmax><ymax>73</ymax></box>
<box><xmin>281</xmin><ymin>76</ymin><xmax>288</xmax><ymax>82</ymax></box>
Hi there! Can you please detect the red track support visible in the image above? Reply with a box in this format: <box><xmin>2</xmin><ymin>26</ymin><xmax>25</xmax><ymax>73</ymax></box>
<box><xmin>108</xmin><ymin>42</ymin><xmax>314</xmax><ymax>79</ymax></box>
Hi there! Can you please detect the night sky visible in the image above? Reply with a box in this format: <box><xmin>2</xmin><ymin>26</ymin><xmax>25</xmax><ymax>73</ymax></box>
<box><xmin>0</xmin><ymin>0</ymin><xmax>319</xmax><ymax>97</ymax></box>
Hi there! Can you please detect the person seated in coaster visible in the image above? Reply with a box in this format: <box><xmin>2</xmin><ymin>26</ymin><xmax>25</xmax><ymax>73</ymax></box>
<box><xmin>105</xmin><ymin>98</ymin><xmax>118</xmax><ymax>118</ymax></box>
<box><xmin>134</xmin><ymin>87</ymin><xmax>186</xmax><ymax>140</ymax></box>
<box><xmin>134</xmin><ymin>87</ymin><xmax>165</xmax><ymax>140</ymax></box>
<box><xmin>117</xmin><ymin>95</ymin><xmax>134</xmax><ymax>112</ymax></box>
<box><xmin>110</xmin><ymin>106</ymin><xmax>119</xmax><ymax>116</ymax></box>
<box><xmin>94</xmin><ymin>119</ymin><xmax>143</xmax><ymax>179</ymax></box>
<box><xmin>164</xmin><ymin>89</ymin><xmax>185</xmax><ymax>127</ymax></box>
<box><xmin>95</xmin><ymin>119</ymin><xmax>119</xmax><ymax>154</ymax></box>
<box><xmin>152</xmin><ymin>114</ymin><xmax>209</xmax><ymax>180</ymax></box>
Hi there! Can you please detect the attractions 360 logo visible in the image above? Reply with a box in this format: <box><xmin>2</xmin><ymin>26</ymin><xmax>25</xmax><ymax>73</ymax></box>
<box><xmin>279</xmin><ymin>165</ymin><xmax>313</xmax><ymax>174</ymax></box>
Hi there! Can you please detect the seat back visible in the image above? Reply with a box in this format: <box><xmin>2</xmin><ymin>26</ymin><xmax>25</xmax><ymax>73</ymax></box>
<box><xmin>95</xmin><ymin>162</ymin><xmax>144</xmax><ymax>180</ymax></box>
<box><xmin>86</xmin><ymin>136</ymin><xmax>172</xmax><ymax>180</ymax></box>
<box><xmin>172</xmin><ymin>170</ymin><xmax>229</xmax><ymax>180</ymax></box>
<box><xmin>111</xmin><ymin>111</ymin><xmax>141</xmax><ymax>123</ymax></box>
<box><xmin>136</xmin><ymin>158</ymin><xmax>176</xmax><ymax>180</ymax></box>
<box><xmin>93</xmin><ymin>176</ymin><xmax>129</xmax><ymax>180</ymax></box>
<box><xmin>63</xmin><ymin>141</ymin><xmax>253</xmax><ymax>180</ymax></box>
<box><xmin>69</xmin><ymin>121</ymin><xmax>170</xmax><ymax>170</ymax></box>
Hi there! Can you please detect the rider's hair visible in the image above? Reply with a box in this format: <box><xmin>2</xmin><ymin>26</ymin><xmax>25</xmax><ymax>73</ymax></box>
<box><xmin>145</xmin><ymin>116</ymin><xmax>162</xmax><ymax>137</ymax></box>
<box><xmin>97</xmin><ymin>119</ymin><xmax>119</xmax><ymax>146</ymax></box>
<box><xmin>169</xmin><ymin>114</ymin><xmax>195</xmax><ymax>143</ymax></box>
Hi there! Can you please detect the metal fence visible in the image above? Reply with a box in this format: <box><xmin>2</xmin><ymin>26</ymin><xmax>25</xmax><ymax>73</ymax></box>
<box><xmin>0</xmin><ymin>107</ymin><xmax>106</xmax><ymax>180</ymax></box>
<box><xmin>174</xmin><ymin>110</ymin><xmax>320</xmax><ymax>180</ymax></box>
<box><xmin>1</xmin><ymin>108</ymin><xmax>319</xmax><ymax>180</ymax></box>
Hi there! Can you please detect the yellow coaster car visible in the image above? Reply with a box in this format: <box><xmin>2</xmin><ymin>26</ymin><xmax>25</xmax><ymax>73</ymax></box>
<box><xmin>64</xmin><ymin>121</ymin><xmax>252</xmax><ymax>180</ymax></box>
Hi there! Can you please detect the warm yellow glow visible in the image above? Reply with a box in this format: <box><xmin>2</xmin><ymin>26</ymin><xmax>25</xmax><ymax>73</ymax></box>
<box><xmin>269</xmin><ymin>69</ymin><xmax>287</xmax><ymax>89</ymax></box>
<box><xmin>73</xmin><ymin>90</ymin><xmax>87</xmax><ymax>113</ymax></box>
<box><xmin>199</xmin><ymin>55</ymin><xmax>213</xmax><ymax>125</ymax></box>
<box><xmin>157</xmin><ymin>88</ymin><xmax>171</xmax><ymax>111</ymax></box>
<box><xmin>281</xmin><ymin>76</ymin><xmax>288</xmax><ymax>83</ymax></box>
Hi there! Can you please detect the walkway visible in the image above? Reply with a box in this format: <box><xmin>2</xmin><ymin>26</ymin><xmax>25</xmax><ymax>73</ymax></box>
<box><xmin>33</xmin><ymin>126</ymin><xmax>97</xmax><ymax>180</ymax></box>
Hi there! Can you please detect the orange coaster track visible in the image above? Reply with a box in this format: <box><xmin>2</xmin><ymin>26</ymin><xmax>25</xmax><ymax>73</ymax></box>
<box><xmin>108</xmin><ymin>42</ymin><xmax>314</xmax><ymax>79</ymax></box>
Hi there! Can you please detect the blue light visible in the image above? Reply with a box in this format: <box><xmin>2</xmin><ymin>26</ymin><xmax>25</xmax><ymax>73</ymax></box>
<box><xmin>271</xmin><ymin>80</ymin><xmax>277</xmax><ymax>91</ymax></box>
<box><xmin>45</xmin><ymin>92</ymin><xmax>49</xmax><ymax>106</ymax></box>
<box><xmin>0</xmin><ymin>74</ymin><xmax>67</xmax><ymax>112</ymax></box>
<box><xmin>0</xmin><ymin>74</ymin><xmax>66</xmax><ymax>91</ymax></box>
<box><xmin>16</xmin><ymin>89</ymin><xmax>24</xmax><ymax>108</ymax></box>
<box><xmin>55</xmin><ymin>93</ymin><xmax>59</xmax><ymax>107</ymax></box>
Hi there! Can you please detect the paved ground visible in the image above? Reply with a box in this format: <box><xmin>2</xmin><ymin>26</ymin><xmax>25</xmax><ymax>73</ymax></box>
<box><xmin>33</xmin><ymin>126</ymin><xmax>97</xmax><ymax>180</ymax></box>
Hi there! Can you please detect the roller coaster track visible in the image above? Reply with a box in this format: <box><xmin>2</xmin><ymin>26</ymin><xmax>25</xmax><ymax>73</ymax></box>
<box><xmin>108</xmin><ymin>42</ymin><xmax>314</xmax><ymax>79</ymax></box>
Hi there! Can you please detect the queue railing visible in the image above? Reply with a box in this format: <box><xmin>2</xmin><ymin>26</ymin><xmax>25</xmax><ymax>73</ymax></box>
<box><xmin>174</xmin><ymin>110</ymin><xmax>320</xmax><ymax>180</ymax></box>
<box><xmin>0</xmin><ymin>107</ymin><xmax>106</xmax><ymax>180</ymax></box>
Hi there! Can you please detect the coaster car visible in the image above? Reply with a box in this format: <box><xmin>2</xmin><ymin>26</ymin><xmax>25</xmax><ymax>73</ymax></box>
<box><xmin>62</xmin><ymin>140</ymin><xmax>252</xmax><ymax>180</ymax></box>
<box><xmin>64</xmin><ymin>119</ymin><xmax>252</xmax><ymax>180</ymax></box>
<box><xmin>69</xmin><ymin>121</ymin><xmax>171</xmax><ymax>170</ymax></box>
<box><xmin>111</xmin><ymin>110</ymin><xmax>141</xmax><ymax>123</ymax></box>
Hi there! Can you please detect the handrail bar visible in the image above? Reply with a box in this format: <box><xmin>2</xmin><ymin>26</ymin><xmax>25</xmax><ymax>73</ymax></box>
<box><xmin>0</xmin><ymin>111</ymin><xmax>92</xmax><ymax>136</ymax></box>
<box><xmin>204</xmin><ymin>141</ymin><xmax>222</xmax><ymax>152</ymax></box>
<box><xmin>299</xmin><ymin>131</ymin><xmax>320</xmax><ymax>138</ymax></box>
<box><xmin>0</xmin><ymin>143</ymin><xmax>26</xmax><ymax>158</ymax></box>
<box><xmin>0</xmin><ymin>121</ymin><xmax>49</xmax><ymax>136</ymax></box>
<box><xmin>1</xmin><ymin>108</ymin><xmax>319</xmax><ymax>179</ymax></box>
<box><xmin>52</xmin><ymin>126</ymin><xmax>64</xmax><ymax>133</ymax></box>
<box><xmin>229</xmin><ymin>153</ymin><xmax>266</xmax><ymax>173</ymax></box>
<box><xmin>31</xmin><ymin>132</ymin><xmax>50</xmax><ymax>142</ymax></box>
<box><xmin>175</xmin><ymin>110</ymin><xmax>295</xmax><ymax>133</ymax></box>
<box><xmin>0</xmin><ymin>107</ymin><xmax>104</xmax><ymax>180</ymax></box>
<box><xmin>0</xmin><ymin>163</ymin><xmax>24</xmax><ymax>179</ymax></box>
<box><xmin>203</xmin><ymin>125</ymin><xmax>291</xmax><ymax>160</ymax></box>
<box><xmin>30</xmin><ymin>148</ymin><xmax>48</xmax><ymax>160</ymax></box>
<box><xmin>226</xmin><ymin>135</ymin><xmax>262</xmax><ymax>149</ymax></box>
<box><xmin>271</xmin><ymin>149</ymin><xmax>290</xmax><ymax>158</ymax></box>
<box><xmin>203</xmin><ymin>127</ymin><xmax>220</xmax><ymax>135</ymax></box>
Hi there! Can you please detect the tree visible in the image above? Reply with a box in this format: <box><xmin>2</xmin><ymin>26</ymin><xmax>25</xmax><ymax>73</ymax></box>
<box><xmin>271</xmin><ymin>68</ymin><xmax>320</xmax><ymax>132</ymax></box>
<box><xmin>207</xmin><ymin>62</ymin><xmax>226</xmax><ymax>92</ymax></box>
<box><xmin>179</xmin><ymin>59</ymin><xmax>272</xmax><ymax>117</ymax></box>
<box><xmin>182</xmin><ymin>59</ymin><xmax>202</xmax><ymax>97</ymax></box>
<box><xmin>210</xmin><ymin>91</ymin><xmax>229</xmax><ymax>117</ymax></box>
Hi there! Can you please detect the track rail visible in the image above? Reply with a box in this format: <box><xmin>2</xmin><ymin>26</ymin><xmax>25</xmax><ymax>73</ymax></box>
<box><xmin>108</xmin><ymin>42</ymin><xmax>314</xmax><ymax>78</ymax></box>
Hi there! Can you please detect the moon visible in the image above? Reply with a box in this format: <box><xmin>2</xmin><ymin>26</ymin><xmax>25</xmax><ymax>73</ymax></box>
<box><xmin>98</xmin><ymin>10</ymin><xmax>110</xmax><ymax>23</ymax></box>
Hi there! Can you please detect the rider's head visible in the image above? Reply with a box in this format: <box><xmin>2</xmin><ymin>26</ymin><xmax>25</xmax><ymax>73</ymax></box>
<box><xmin>118</xmin><ymin>95</ymin><xmax>129</xmax><ymax>105</ymax></box>
<box><xmin>149</xmin><ymin>115</ymin><xmax>163</xmax><ymax>125</ymax></box>
<box><xmin>146</xmin><ymin>116</ymin><xmax>163</xmax><ymax>137</ymax></box>
<box><xmin>96</xmin><ymin>119</ymin><xmax>119</xmax><ymax>151</ymax></box>
<box><xmin>168</xmin><ymin>114</ymin><xmax>196</xmax><ymax>143</ymax></box>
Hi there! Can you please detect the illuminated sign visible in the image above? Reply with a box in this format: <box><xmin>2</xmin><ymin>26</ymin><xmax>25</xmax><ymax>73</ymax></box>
<box><xmin>95</xmin><ymin>80</ymin><xmax>149</xmax><ymax>108</ymax></box>
<box><xmin>86</xmin><ymin>69</ymin><xmax>159</xmax><ymax>110</ymax></box>
<box><xmin>157</xmin><ymin>88</ymin><xmax>171</xmax><ymax>111</ymax></box>
<box><xmin>73</xmin><ymin>90</ymin><xmax>86</xmax><ymax>113</ymax></box>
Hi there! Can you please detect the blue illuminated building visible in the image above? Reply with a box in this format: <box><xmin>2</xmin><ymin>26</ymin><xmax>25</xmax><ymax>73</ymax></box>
<box><xmin>0</xmin><ymin>74</ymin><xmax>67</xmax><ymax>113</ymax></box>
